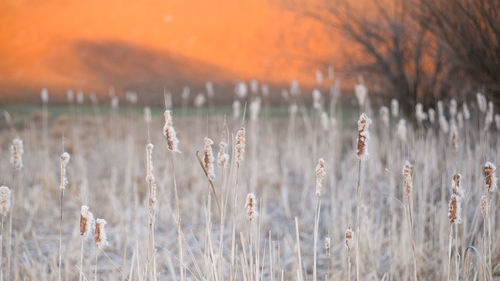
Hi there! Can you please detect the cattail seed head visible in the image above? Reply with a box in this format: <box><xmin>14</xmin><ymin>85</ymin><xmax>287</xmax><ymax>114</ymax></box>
<box><xmin>144</xmin><ymin>107</ymin><xmax>152</xmax><ymax>124</ymax></box>
<box><xmin>415</xmin><ymin>103</ymin><xmax>426</xmax><ymax>125</ymax></box>
<box><xmin>380</xmin><ymin>106</ymin><xmax>389</xmax><ymax>127</ymax></box>
<box><xmin>245</xmin><ymin>193</ymin><xmax>258</xmax><ymax>221</ymax></box>
<box><xmin>451</xmin><ymin>173</ymin><xmax>464</xmax><ymax>199</ymax></box>
<box><xmin>0</xmin><ymin>186</ymin><xmax>11</xmax><ymax>217</ymax></box>
<box><xmin>439</xmin><ymin>115</ymin><xmax>449</xmax><ymax>133</ymax></box>
<box><xmin>356</xmin><ymin>113</ymin><xmax>372</xmax><ymax>160</ymax></box>
<box><xmin>391</xmin><ymin>99</ymin><xmax>399</xmax><ymax>117</ymax></box>
<box><xmin>324</xmin><ymin>237</ymin><xmax>331</xmax><ymax>257</ymax></box>
<box><xmin>59</xmin><ymin>152</ymin><xmax>71</xmax><ymax>191</ymax></box>
<box><xmin>235</xmin><ymin>127</ymin><xmax>246</xmax><ymax>166</ymax></box>
<box><xmin>146</xmin><ymin>143</ymin><xmax>155</xmax><ymax>184</ymax></box>
<box><xmin>80</xmin><ymin>205</ymin><xmax>95</xmax><ymax>239</ymax></box>
<box><xmin>477</xmin><ymin>93</ymin><xmax>487</xmax><ymax>113</ymax></box>
<box><xmin>149</xmin><ymin>182</ymin><xmax>157</xmax><ymax>223</ymax></box>
<box><xmin>10</xmin><ymin>138</ymin><xmax>24</xmax><ymax>170</ymax></box>
<box><xmin>428</xmin><ymin>108</ymin><xmax>435</xmax><ymax>124</ymax></box>
<box><xmin>402</xmin><ymin>161</ymin><xmax>413</xmax><ymax>196</ymax></box>
<box><xmin>448</xmin><ymin>195</ymin><xmax>461</xmax><ymax>224</ymax></box>
<box><xmin>345</xmin><ymin>225</ymin><xmax>353</xmax><ymax>249</ymax></box>
<box><xmin>217</xmin><ymin>141</ymin><xmax>229</xmax><ymax>168</ymax></box>
<box><xmin>397</xmin><ymin>119</ymin><xmax>407</xmax><ymax>142</ymax></box>
<box><xmin>484</xmin><ymin>162</ymin><xmax>497</xmax><ymax>192</ymax></box>
<box><xmin>450</xmin><ymin>124</ymin><xmax>458</xmax><ymax>153</ymax></box>
<box><xmin>204</xmin><ymin>137</ymin><xmax>215</xmax><ymax>180</ymax></box>
<box><xmin>449</xmin><ymin>99</ymin><xmax>457</xmax><ymax>119</ymax></box>
<box><xmin>163</xmin><ymin>110</ymin><xmax>181</xmax><ymax>153</ymax></box>
<box><xmin>315</xmin><ymin>158</ymin><xmax>326</xmax><ymax>197</ymax></box>
<box><xmin>480</xmin><ymin>195</ymin><xmax>488</xmax><ymax>217</ymax></box>
<box><xmin>41</xmin><ymin>88</ymin><xmax>49</xmax><ymax>104</ymax></box>
<box><xmin>463</xmin><ymin>102</ymin><xmax>470</xmax><ymax>120</ymax></box>
<box><xmin>485</xmin><ymin>102</ymin><xmax>494</xmax><ymax>130</ymax></box>
<box><xmin>95</xmin><ymin>218</ymin><xmax>108</xmax><ymax>249</ymax></box>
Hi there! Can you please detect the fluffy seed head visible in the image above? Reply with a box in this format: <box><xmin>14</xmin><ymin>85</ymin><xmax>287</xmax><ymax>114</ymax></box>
<box><xmin>480</xmin><ymin>195</ymin><xmax>488</xmax><ymax>217</ymax></box>
<box><xmin>235</xmin><ymin>127</ymin><xmax>246</xmax><ymax>166</ymax></box>
<box><xmin>391</xmin><ymin>99</ymin><xmax>399</xmax><ymax>117</ymax></box>
<box><xmin>163</xmin><ymin>110</ymin><xmax>181</xmax><ymax>153</ymax></box>
<box><xmin>41</xmin><ymin>88</ymin><xmax>49</xmax><ymax>103</ymax></box>
<box><xmin>439</xmin><ymin>115</ymin><xmax>449</xmax><ymax>133</ymax></box>
<box><xmin>449</xmin><ymin>99</ymin><xmax>457</xmax><ymax>118</ymax></box>
<box><xmin>80</xmin><ymin>205</ymin><xmax>95</xmax><ymax>239</ymax></box>
<box><xmin>0</xmin><ymin>186</ymin><xmax>11</xmax><ymax>217</ymax></box>
<box><xmin>245</xmin><ymin>193</ymin><xmax>258</xmax><ymax>221</ymax></box>
<box><xmin>315</xmin><ymin>158</ymin><xmax>326</xmax><ymax>197</ymax></box>
<box><xmin>149</xmin><ymin>183</ymin><xmax>157</xmax><ymax>223</ymax></box>
<box><xmin>145</xmin><ymin>143</ymin><xmax>155</xmax><ymax>184</ymax></box>
<box><xmin>10</xmin><ymin>138</ymin><xmax>24</xmax><ymax>170</ymax></box>
<box><xmin>380</xmin><ymin>106</ymin><xmax>389</xmax><ymax>127</ymax></box>
<box><xmin>463</xmin><ymin>102</ymin><xmax>470</xmax><ymax>120</ymax></box>
<box><xmin>428</xmin><ymin>108</ymin><xmax>435</xmax><ymax>124</ymax></box>
<box><xmin>324</xmin><ymin>237</ymin><xmax>331</xmax><ymax>257</ymax></box>
<box><xmin>415</xmin><ymin>103</ymin><xmax>426</xmax><ymax>124</ymax></box>
<box><xmin>59</xmin><ymin>152</ymin><xmax>71</xmax><ymax>191</ymax></box>
<box><xmin>484</xmin><ymin>162</ymin><xmax>497</xmax><ymax>192</ymax></box>
<box><xmin>485</xmin><ymin>102</ymin><xmax>494</xmax><ymax>130</ymax></box>
<box><xmin>477</xmin><ymin>93</ymin><xmax>487</xmax><ymax>112</ymax></box>
<box><xmin>204</xmin><ymin>137</ymin><xmax>215</xmax><ymax>180</ymax></box>
<box><xmin>345</xmin><ymin>225</ymin><xmax>353</xmax><ymax>249</ymax></box>
<box><xmin>448</xmin><ymin>195</ymin><xmax>461</xmax><ymax>224</ymax></box>
<box><xmin>354</xmin><ymin>84</ymin><xmax>367</xmax><ymax>107</ymax></box>
<box><xmin>451</xmin><ymin>173</ymin><xmax>464</xmax><ymax>199</ymax></box>
<box><xmin>217</xmin><ymin>141</ymin><xmax>229</xmax><ymax>168</ymax></box>
<box><xmin>402</xmin><ymin>161</ymin><xmax>413</xmax><ymax>196</ymax></box>
<box><xmin>356</xmin><ymin>113</ymin><xmax>372</xmax><ymax>160</ymax></box>
<box><xmin>95</xmin><ymin>218</ymin><xmax>108</xmax><ymax>249</ymax></box>
<box><xmin>397</xmin><ymin>119</ymin><xmax>407</xmax><ymax>142</ymax></box>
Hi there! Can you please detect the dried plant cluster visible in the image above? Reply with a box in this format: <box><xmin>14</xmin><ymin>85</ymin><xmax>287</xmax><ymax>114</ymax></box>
<box><xmin>0</xmin><ymin>89</ymin><xmax>499</xmax><ymax>281</ymax></box>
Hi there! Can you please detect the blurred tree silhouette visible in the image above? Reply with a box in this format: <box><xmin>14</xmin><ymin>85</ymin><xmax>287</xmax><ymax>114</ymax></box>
<box><xmin>283</xmin><ymin>0</ymin><xmax>499</xmax><ymax>112</ymax></box>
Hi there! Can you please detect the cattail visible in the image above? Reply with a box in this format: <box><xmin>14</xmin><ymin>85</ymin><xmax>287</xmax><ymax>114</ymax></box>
<box><xmin>80</xmin><ymin>205</ymin><xmax>95</xmax><ymax>239</ymax></box>
<box><xmin>428</xmin><ymin>108</ymin><xmax>436</xmax><ymax>124</ymax></box>
<box><xmin>380</xmin><ymin>106</ymin><xmax>389</xmax><ymax>127</ymax></box>
<box><xmin>10</xmin><ymin>138</ymin><xmax>24</xmax><ymax>170</ymax></box>
<box><xmin>345</xmin><ymin>225</ymin><xmax>353</xmax><ymax>249</ymax></box>
<box><xmin>391</xmin><ymin>99</ymin><xmax>399</xmax><ymax>117</ymax></box>
<box><xmin>324</xmin><ymin>237</ymin><xmax>331</xmax><ymax>257</ymax></box>
<box><xmin>485</xmin><ymin>102</ymin><xmax>494</xmax><ymax>130</ymax></box>
<box><xmin>290</xmin><ymin>80</ymin><xmax>300</xmax><ymax>96</ymax></box>
<box><xmin>289</xmin><ymin>103</ymin><xmax>298</xmax><ymax>117</ymax></box>
<box><xmin>477</xmin><ymin>92</ymin><xmax>487</xmax><ymax>112</ymax></box>
<box><xmin>95</xmin><ymin>219</ymin><xmax>108</xmax><ymax>249</ymax></box>
<box><xmin>449</xmin><ymin>99</ymin><xmax>457</xmax><ymax>119</ymax></box>
<box><xmin>397</xmin><ymin>119</ymin><xmax>407</xmax><ymax>142</ymax></box>
<box><xmin>77</xmin><ymin>91</ymin><xmax>84</xmax><ymax>105</ymax></box>
<box><xmin>59</xmin><ymin>152</ymin><xmax>71</xmax><ymax>191</ymax></box>
<box><xmin>480</xmin><ymin>195</ymin><xmax>488</xmax><ymax>217</ymax></box>
<box><xmin>484</xmin><ymin>162</ymin><xmax>497</xmax><ymax>192</ymax></box>
<box><xmin>250</xmin><ymin>97</ymin><xmax>261</xmax><ymax>121</ymax></box>
<box><xmin>41</xmin><ymin>88</ymin><xmax>49</xmax><ymax>104</ymax></box>
<box><xmin>312</xmin><ymin>89</ymin><xmax>322</xmax><ymax>110</ymax></box>
<box><xmin>415</xmin><ymin>103</ymin><xmax>426</xmax><ymax>125</ymax></box>
<box><xmin>204</xmin><ymin>137</ymin><xmax>215</xmax><ymax>180</ymax></box>
<box><xmin>250</xmin><ymin>79</ymin><xmax>259</xmax><ymax>94</ymax></box>
<box><xmin>235</xmin><ymin>82</ymin><xmax>248</xmax><ymax>99</ymax></box>
<box><xmin>233</xmin><ymin>100</ymin><xmax>241</xmax><ymax>119</ymax></box>
<box><xmin>67</xmin><ymin>90</ymin><xmax>74</xmax><ymax>104</ymax></box>
<box><xmin>495</xmin><ymin>114</ymin><xmax>500</xmax><ymax>130</ymax></box>
<box><xmin>194</xmin><ymin>93</ymin><xmax>206</xmax><ymax>108</ymax></box>
<box><xmin>320</xmin><ymin>111</ymin><xmax>329</xmax><ymax>131</ymax></box>
<box><xmin>439</xmin><ymin>115</ymin><xmax>449</xmax><ymax>133</ymax></box>
<box><xmin>315</xmin><ymin>158</ymin><xmax>326</xmax><ymax>197</ymax></box>
<box><xmin>402</xmin><ymin>161</ymin><xmax>413</xmax><ymax>196</ymax></box>
<box><xmin>356</xmin><ymin>113</ymin><xmax>372</xmax><ymax>160</ymax></box>
<box><xmin>206</xmin><ymin>82</ymin><xmax>215</xmax><ymax>98</ymax></box>
<box><xmin>451</xmin><ymin>173</ymin><xmax>464</xmax><ymax>199</ymax></box>
<box><xmin>149</xmin><ymin>182</ymin><xmax>157</xmax><ymax>214</ymax></box>
<box><xmin>144</xmin><ymin>107</ymin><xmax>152</xmax><ymax>124</ymax></box>
<box><xmin>437</xmin><ymin>100</ymin><xmax>444</xmax><ymax>117</ymax></box>
<box><xmin>245</xmin><ymin>193</ymin><xmax>258</xmax><ymax>221</ymax></box>
<box><xmin>463</xmin><ymin>102</ymin><xmax>470</xmax><ymax>120</ymax></box>
<box><xmin>450</xmin><ymin>124</ymin><xmax>458</xmax><ymax>153</ymax></box>
<box><xmin>162</xmin><ymin>110</ymin><xmax>181</xmax><ymax>153</ymax></box>
<box><xmin>146</xmin><ymin>143</ymin><xmax>155</xmax><ymax>184</ymax></box>
<box><xmin>235</xmin><ymin>127</ymin><xmax>246</xmax><ymax>166</ymax></box>
<box><xmin>0</xmin><ymin>186</ymin><xmax>11</xmax><ymax>217</ymax></box>
<box><xmin>354</xmin><ymin>84</ymin><xmax>367</xmax><ymax>107</ymax></box>
<box><xmin>217</xmin><ymin>141</ymin><xmax>229</xmax><ymax>168</ymax></box>
<box><xmin>448</xmin><ymin>195</ymin><xmax>461</xmax><ymax>224</ymax></box>
<box><xmin>182</xmin><ymin>86</ymin><xmax>190</xmax><ymax>101</ymax></box>
<box><xmin>111</xmin><ymin>96</ymin><xmax>118</xmax><ymax>109</ymax></box>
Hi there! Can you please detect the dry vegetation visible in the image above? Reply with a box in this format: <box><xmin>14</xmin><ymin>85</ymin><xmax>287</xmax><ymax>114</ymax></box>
<box><xmin>0</xmin><ymin>88</ymin><xmax>499</xmax><ymax>281</ymax></box>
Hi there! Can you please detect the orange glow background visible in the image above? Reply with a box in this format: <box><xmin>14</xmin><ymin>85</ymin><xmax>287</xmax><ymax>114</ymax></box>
<box><xmin>0</xmin><ymin>0</ymin><xmax>346</xmax><ymax>102</ymax></box>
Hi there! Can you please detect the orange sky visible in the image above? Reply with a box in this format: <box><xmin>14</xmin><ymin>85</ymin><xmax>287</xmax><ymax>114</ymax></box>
<box><xmin>0</xmin><ymin>0</ymin><xmax>343</xmax><ymax>101</ymax></box>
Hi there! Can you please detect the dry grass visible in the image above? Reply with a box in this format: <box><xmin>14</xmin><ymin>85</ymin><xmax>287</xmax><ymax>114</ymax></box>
<box><xmin>0</xmin><ymin>98</ymin><xmax>499</xmax><ymax>281</ymax></box>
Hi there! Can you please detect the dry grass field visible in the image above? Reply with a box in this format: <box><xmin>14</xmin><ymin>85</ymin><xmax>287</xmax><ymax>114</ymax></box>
<box><xmin>0</xmin><ymin>93</ymin><xmax>499</xmax><ymax>281</ymax></box>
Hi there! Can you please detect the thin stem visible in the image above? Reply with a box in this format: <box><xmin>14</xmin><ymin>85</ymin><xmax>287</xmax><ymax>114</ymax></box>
<box><xmin>79</xmin><ymin>239</ymin><xmax>84</xmax><ymax>281</ymax></box>
<box><xmin>59</xmin><ymin>190</ymin><xmax>64</xmax><ymax>281</ymax></box>
<box><xmin>447</xmin><ymin>224</ymin><xmax>452</xmax><ymax>281</ymax></box>
<box><xmin>230</xmin><ymin>164</ymin><xmax>240</xmax><ymax>281</ymax></box>
<box><xmin>313</xmin><ymin>197</ymin><xmax>321</xmax><ymax>281</ymax></box>
<box><xmin>355</xmin><ymin>159</ymin><xmax>361</xmax><ymax>281</ymax></box>
<box><xmin>94</xmin><ymin>248</ymin><xmax>98</xmax><ymax>281</ymax></box>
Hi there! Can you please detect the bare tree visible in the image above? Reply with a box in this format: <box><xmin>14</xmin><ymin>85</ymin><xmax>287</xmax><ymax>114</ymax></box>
<box><xmin>419</xmin><ymin>0</ymin><xmax>500</xmax><ymax>103</ymax></box>
<box><xmin>282</xmin><ymin>0</ymin><xmax>453</xmax><ymax>112</ymax></box>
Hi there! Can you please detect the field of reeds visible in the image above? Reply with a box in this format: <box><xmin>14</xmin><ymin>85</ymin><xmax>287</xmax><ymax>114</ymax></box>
<box><xmin>0</xmin><ymin>88</ymin><xmax>499</xmax><ymax>281</ymax></box>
